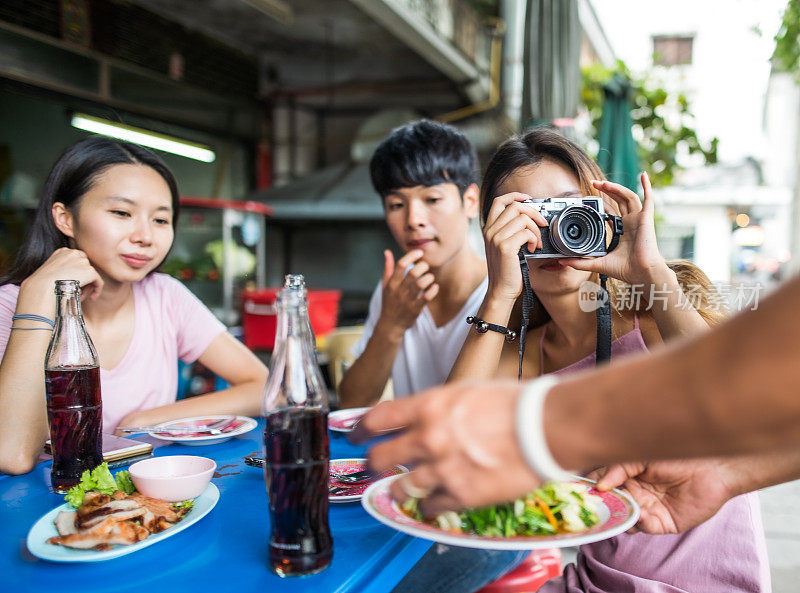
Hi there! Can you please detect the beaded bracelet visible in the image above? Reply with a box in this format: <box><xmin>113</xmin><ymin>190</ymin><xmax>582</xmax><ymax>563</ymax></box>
<box><xmin>466</xmin><ymin>315</ymin><xmax>517</xmax><ymax>342</ymax></box>
<box><xmin>12</xmin><ymin>314</ymin><xmax>55</xmax><ymax>328</ymax></box>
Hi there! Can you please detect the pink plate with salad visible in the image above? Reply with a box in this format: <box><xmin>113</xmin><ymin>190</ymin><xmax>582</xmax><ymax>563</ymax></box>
<box><xmin>361</xmin><ymin>475</ymin><xmax>639</xmax><ymax>550</ymax></box>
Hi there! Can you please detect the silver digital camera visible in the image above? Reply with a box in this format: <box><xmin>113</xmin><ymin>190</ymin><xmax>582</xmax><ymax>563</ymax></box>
<box><xmin>520</xmin><ymin>197</ymin><xmax>623</xmax><ymax>259</ymax></box>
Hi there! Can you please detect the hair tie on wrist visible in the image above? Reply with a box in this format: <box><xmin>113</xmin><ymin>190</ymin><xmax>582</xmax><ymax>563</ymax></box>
<box><xmin>466</xmin><ymin>316</ymin><xmax>517</xmax><ymax>342</ymax></box>
<box><xmin>12</xmin><ymin>314</ymin><xmax>55</xmax><ymax>328</ymax></box>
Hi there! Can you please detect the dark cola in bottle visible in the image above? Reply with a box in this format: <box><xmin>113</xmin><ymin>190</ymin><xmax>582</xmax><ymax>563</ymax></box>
<box><xmin>261</xmin><ymin>285</ymin><xmax>332</xmax><ymax>577</ymax></box>
<box><xmin>45</xmin><ymin>280</ymin><xmax>103</xmax><ymax>493</ymax></box>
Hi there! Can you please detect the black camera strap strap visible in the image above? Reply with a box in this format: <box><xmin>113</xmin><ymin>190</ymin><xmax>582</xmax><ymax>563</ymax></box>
<box><xmin>605</xmin><ymin>214</ymin><xmax>624</xmax><ymax>252</ymax></box>
<box><xmin>596</xmin><ymin>273</ymin><xmax>612</xmax><ymax>365</ymax></box>
<box><xmin>518</xmin><ymin>252</ymin><xmax>535</xmax><ymax>380</ymax></box>
<box><xmin>597</xmin><ymin>214</ymin><xmax>621</xmax><ymax>365</ymax></box>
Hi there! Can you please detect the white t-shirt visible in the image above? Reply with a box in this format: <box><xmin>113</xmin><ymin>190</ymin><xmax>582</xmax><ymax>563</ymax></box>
<box><xmin>351</xmin><ymin>277</ymin><xmax>488</xmax><ymax>398</ymax></box>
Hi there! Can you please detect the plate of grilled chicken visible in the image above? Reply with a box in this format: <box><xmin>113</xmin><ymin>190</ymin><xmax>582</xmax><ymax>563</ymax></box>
<box><xmin>27</xmin><ymin>484</ymin><xmax>219</xmax><ymax>562</ymax></box>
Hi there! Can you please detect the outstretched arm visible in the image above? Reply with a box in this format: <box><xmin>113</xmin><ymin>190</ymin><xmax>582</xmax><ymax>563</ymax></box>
<box><xmin>360</xmin><ymin>273</ymin><xmax>800</xmax><ymax>514</ymax></box>
<box><xmin>547</xmin><ymin>272</ymin><xmax>800</xmax><ymax>472</ymax></box>
<box><xmin>115</xmin><ymin>330</ymin><xmax>267</xmax><ymax>431</ymax></box>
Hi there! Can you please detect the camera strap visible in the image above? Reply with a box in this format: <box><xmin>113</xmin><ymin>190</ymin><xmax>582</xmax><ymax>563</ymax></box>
<box><xmin>596</xmin><ymin>273</ymin><xmax>612</xmax><ymax>365</ymax></box>
<box><xmin>517</xmin><ymin>259</ymin><xmax>613</xmax><ymax>380</ymax></box>
<box><xmin>596</xmin><ymin>213</ymin><xmax>623</xmax><ymax>365</ymax></box>
<box><xmin>518</xmin><ymin>252</ymin><xmax>534</xmax><ymax>380</ymax></box>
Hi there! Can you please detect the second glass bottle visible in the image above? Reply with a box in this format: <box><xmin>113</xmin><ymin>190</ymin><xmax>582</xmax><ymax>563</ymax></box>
<box><xmin>261</xmin><ymin>285</ymin><xmax>332</xmax><ymax>577</ymax></box>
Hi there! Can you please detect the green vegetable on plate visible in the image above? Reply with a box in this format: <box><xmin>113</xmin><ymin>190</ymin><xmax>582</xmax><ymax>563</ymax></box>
<box><xmin>64</xmin><ymin>463</ymin><xmax>136</xmax><ymax>508</ymax></box>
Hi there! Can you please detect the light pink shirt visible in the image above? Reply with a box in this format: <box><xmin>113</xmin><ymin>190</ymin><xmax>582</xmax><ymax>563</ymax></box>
<box><xmin>0</xmin><ymin>273</ymin><xmax>226</xmax><ymax>431</ymax></box>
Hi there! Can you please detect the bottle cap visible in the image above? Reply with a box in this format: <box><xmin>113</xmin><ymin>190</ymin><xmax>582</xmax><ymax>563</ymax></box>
<box><xmin>284</xmin><ymin>274</ymin><xmax>306</xmax><ymax>290</ymax></box>
<box><xmin>54</xmin><ymin>280</ymin><xmax>81</xmax><ymax>295</ymax></box>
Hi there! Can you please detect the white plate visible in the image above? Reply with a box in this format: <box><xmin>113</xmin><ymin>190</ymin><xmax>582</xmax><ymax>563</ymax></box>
<box><xmin>329</xmin><ymin>458</ymin><xmax>408</xmax><ymax>503</ymax></box>
<box><xmin>27</xmin><ymin>483</ymin><xmax>219</xmax><ymax>562</ymax></box>
<box><xmin>328</xmin><ymin>408</ymin><xmax>369</xmax><ymax>433</ymax></box>
<box><xmin>361</xmin><ymin>476</ymin><xmax>639</xmax><ymax>550</ymax></box>
<box><xmin>148</xmin><ymin>415</ymin><xmax>257</xmax><ymax>445</ymax></box>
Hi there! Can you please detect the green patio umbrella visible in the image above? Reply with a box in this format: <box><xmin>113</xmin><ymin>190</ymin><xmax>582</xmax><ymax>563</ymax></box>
<box><xmin>597</xmin><ymin>74</ymin><xmax>640</xmax><ymax>191</ymax></box>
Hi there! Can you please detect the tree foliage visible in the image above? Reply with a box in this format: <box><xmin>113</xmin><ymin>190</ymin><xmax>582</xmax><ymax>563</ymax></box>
<box><xmin>581</xmin><ymin>61</ymin><xmax>718</xmax><ymax>187</ymax></box>
<box><xmin>773</xmin><ymin>0</ymin><xmax>800</xmax><ymax>78</ymax></box>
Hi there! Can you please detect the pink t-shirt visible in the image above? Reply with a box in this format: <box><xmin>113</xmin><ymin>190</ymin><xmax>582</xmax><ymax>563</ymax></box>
<box><xmin>0</xmin><ymin>273</ymin><xmax>226</xmax><ymax>431</ymax></box>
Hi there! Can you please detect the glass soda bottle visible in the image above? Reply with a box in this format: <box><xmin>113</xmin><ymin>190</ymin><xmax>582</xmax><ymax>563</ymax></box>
<box><xmin>261</xmin><ymin>286</ymin><xmax>332</xmax><ymax>577</ymax></box>
<box><xmin>283</xmin><ymin>274</ymin><xmax>316</xmax><ymax>356</ymax></box>
<box><xmin>44</xmin><ymin>280</ymin><xmax>103</xmax><ymax>493</ymax></box>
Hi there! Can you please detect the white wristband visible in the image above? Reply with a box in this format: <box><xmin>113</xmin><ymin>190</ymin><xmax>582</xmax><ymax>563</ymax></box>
<box><xmin>516</xmin><ymin>376</ymin><xmax>571</xmax><ymax>483</ymax></box>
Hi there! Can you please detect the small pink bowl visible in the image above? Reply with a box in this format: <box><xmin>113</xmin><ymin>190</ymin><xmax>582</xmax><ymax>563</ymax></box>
<box><xmin>129</xmin><ymin>455</ymin><xmax>216</xmax><ymax>502</ymax></box>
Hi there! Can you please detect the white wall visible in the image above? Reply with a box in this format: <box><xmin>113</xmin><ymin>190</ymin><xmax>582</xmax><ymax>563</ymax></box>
<box><xmin>658</xmin><ymin>203</ymin><xmax>732</xmax><ymax>282</ymax></box>
<box><xmin>592</xmin><ymin>0</ymin><xmax>785</xmax><ymax>164</ymax></box>
<box><xmin>764</xmin><ymin>72</ymin><xmax>799</xmax><ymax>188</ymax></box>
<box><xmin>591</xmin><ymin>1</ymin><xmax>791</xmax><ymax>283</ymax></box>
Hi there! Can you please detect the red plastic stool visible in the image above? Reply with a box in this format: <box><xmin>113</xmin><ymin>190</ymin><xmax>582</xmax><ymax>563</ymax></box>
<box><xmin>475</xmin><ymin>548</ymin><xmax>562</xmax><ymax>593</ymax></box>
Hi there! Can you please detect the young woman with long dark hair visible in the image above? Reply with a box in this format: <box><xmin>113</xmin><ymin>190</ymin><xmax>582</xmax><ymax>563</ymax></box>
<box><xmin>0</xmin><ymin>136</ymin><xmax>267</xmax><ymax>475</ymax></box>
<box><xmin>448</xmin><ymin>128</ymin><xmax>768</xmax><ymax>592</ymax></box>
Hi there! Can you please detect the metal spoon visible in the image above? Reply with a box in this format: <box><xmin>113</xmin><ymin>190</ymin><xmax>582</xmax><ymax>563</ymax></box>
<box><xmin>329</xmin><ymin>469</ymin><xmax>377</xmax><ymax>484</ymax></box>
<box><xmin>118</xmin><ymin>416</ymin><xmax>236</xmax><ymax>435</ymax></box>
<box><xmin>328</xmin><ymin>484</ymin><xmax>365</xmax><ymax>495</ymax></box>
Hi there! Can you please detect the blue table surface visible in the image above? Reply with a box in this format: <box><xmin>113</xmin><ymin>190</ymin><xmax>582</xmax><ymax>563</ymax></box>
<box><xmin>0</xmin><ymin>421</ymin><xmax>431</xmax><ymax>592</ymax></box>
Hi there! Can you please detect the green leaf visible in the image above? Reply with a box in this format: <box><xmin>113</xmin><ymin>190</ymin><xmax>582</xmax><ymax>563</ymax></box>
<box><xmin>115</xmin><ymin>470</ymin><xmax>136</xmax><ymax>495</ymax></box>
<box><xmin>64</xmin><ymin>486</ymin><xmax>87</xmax><ymax>509</ymax></box>
<box><xmin>90</xmin><ymin>463</ymin><xmax>119</xmax><ymax>494</ymax></box>
<box><xmin>62</xmin><ymin>463</ymin><xmax>138</xmax><ymax>507</ymax></box>
<box><xmin>581</xmin><ymin>59</ymin><xmax>717</xmax><ymax>185</ymax></box>
<box><xmin>580</xmin><ymin>506</ymin><xmax>599</xmax><ymax>527</ymax></box>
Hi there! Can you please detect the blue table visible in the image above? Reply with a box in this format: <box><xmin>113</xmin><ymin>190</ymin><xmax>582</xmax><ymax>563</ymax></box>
<box><xmin>0</xmin><ymin>423</ymin><xmax>431</xmax><ymax>592</ymax></box>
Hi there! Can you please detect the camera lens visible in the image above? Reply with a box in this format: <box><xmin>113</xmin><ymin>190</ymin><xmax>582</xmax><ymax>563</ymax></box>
<box><xmin>566</xmin><ymin>223</ymin><xmax>582</xmax><ymax>240</ymax></box>
<box><xmin>550</xmin><ymin>206</ymin><xmax>604</xmax><ymax>256</ymax></box>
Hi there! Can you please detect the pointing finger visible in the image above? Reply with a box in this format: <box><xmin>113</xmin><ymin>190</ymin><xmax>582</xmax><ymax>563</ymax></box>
<box><xmin>382</xmin><ymin>250</ymin><xmax>395</xmax><ymax>287</ymax></box>
<box><xmin>591</xmin><ymin>180</ymin><xmax>640</xmax><ymax>215</ymax></box>
<box><xmin>640</xmin><ymin>172</ymin><xmax>655</xmax><ymax>216</ymax></box>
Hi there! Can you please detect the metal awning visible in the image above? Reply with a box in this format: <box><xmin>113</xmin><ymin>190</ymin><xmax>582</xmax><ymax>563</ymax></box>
<box><xmin>246</xmin><ymin>161</ymin><xmax>384</xmax><ymax>221</ymax></box>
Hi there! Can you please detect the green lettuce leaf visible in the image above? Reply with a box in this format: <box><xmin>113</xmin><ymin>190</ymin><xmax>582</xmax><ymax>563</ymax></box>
<box><xmin>63</xmin><ymin>463</ymin><xmax>138</xmax><ymax>507</ymax></box>
<box><xmin>64</xmin><ymin>486</ymin><xmax>87</xmax><ymax>508</ymax></box>
<box><xmin>115</xmin><ymin>470</ymin><xmax>135</xmax><ymax>495</ymax></box>
<box><xmin>90</xmin><ymin>463</ymin><xmax>118</xmax><ymax>494</ymax></box>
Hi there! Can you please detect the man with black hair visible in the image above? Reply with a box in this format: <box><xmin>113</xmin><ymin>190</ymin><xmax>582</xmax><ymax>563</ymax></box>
<box><xmin>340</xmin><ymin>120</ymin><xmax>488</xmax><ymax>408</ymax></box>
<box><xmin>340</xmin><ymin>120</ymin><xmax>526</xmax><ymax>593</ymax></box>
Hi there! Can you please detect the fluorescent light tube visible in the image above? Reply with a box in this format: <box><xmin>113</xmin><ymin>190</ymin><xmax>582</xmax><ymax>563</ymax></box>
<box><xmin>70</xmin><ymin>114</ymin><xmax>216</xmax><ymax>163</ymax></box>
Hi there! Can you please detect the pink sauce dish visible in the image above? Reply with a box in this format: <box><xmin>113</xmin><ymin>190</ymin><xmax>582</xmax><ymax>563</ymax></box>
<box><xmin>129</xmin><ymin>455</ymin><xmax>216</xmax><ymax>502</ymax></box>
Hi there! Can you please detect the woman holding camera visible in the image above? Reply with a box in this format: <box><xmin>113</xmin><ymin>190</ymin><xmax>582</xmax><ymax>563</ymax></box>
<box><xmin>447</xmin><ymin>128</ymin><xmax>768</xmax><ymax>592</ymax></box>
